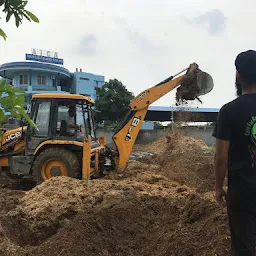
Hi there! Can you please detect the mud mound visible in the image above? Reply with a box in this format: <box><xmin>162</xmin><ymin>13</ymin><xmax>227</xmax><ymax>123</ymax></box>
<box><xmin>0</xmin><ymin>232</ymin><xmax>20</xmax><ymax>256</ymax></box>
<box><xmin>136</xmin><ymin>132</ymin><xmax>208</xmax><ymax>154</ymax></box>
<box><xmin>165</xmin><ymin>194</ymin><xmax>229</xmax><ymax>256</ymax></box>
<box><xmin>3</xmin><ymin>177</ymin><xmax>180</xmax><ymax>245</ymax></box>
<box><xmin>0</xmin><ymin>189</ymin><xmax>24</xmax><ymax>217</ymax></box>
<box><xmin>153</xmin><ymin>134</ymin><xmax>214</xmax><ymax>192</ymax></box>
<box><xmin>2</xmin><ymin>177</ymin><xmax>229</xmax><ymax>256</ymax></box>
<box><xmin>106</xmin><ymin>160</ymin><xmax>166</xmax><ymax>184</ymax></box>
<box><xmin>0</xmin><ymin>134</ymin><xmax>229</xmax><ymax>256</ymax></box>
<box><xmin>125</xmin><ymin>133</ymin><xmax>214</xmax><ymax>192</ymax></box>
<box><xmin>0</xmin><ymin>189</ymin><xmax>24</xmax><ymax>256</ymax></box>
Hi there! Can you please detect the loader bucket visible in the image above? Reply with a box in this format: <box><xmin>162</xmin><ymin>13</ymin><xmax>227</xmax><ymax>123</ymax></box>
<box><xmin>196</xmin><ymin>71</ymin><xmax>214</xmax><ymax>96</ymax></box>
<box><xmin>176</xmin><ymin>70</ymin><xmax>214</xmax><ymax>102</ymax></box>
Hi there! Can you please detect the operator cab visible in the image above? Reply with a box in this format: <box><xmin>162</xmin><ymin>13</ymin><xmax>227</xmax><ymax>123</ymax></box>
<box><xmin>27</xmin><ymin>94</ymin><xmax>96</xmax><ymax>150</ymax></box>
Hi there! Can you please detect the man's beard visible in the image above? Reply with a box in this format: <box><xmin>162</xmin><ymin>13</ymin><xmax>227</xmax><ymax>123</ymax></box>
<box><xmin>235</xmin><ymin>77</ymin><xmax>242</xmax><ymax>97</ymax></box>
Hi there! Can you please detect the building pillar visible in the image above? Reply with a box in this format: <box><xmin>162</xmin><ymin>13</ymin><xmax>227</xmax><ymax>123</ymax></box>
<box><xmin>28</xmin><ymin>69</ymin><xmax>32</xmax><ymax>92</ymax></box>
<box><xmin>57</xmin><ymin>73</ymin><xmax>60</xmax><ymax>86</ymax></box>
<box><xmin>171</xmin><ymin>111</ymin><xmax>174</xmax><ymax>131</ymax></box>
<box><xmin>56</xmin><ymin>73</ymin><xmax>60</xmax><ymax>92</ymax></box>
<box><xmin>29</xmin><ymin>70</ymin><xmax>32</xmax><ymax>85</ymax></box>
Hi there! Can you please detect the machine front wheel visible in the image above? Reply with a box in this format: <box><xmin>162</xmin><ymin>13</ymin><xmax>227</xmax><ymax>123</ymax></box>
<box><xmin>32</xmin><ymin>148</ymin><xmax>81</xmax><ymax>185</ymax></box>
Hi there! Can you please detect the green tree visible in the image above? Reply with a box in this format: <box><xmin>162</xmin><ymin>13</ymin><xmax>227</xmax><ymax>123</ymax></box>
<box><xmin>0</xmin><ymin>80</ymin><xmax>34</xmax><ymax>126</ymax></box>
<box><xmin>95</xmin><ymin>79</ymin><xmax>134</xmax><ymax>124</ymax></box>
<box><xmin>0</xmin><ymin>0</ymin><xmax>38</xmax><ymax>131</ymax></box>
<box><xmin>0</xmin><ymin>0</ymin><xmax>39</xmax><ymax>40</ymax></box>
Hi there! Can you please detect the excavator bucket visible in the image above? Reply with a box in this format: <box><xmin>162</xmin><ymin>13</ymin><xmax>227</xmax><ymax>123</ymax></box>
<box><xmin>196</xmin><ymin>71</ymin><xmax>214</xmax><ymax>96</ymax></box>
<box><xmin>176</xmin><ymin>69</ymin><xmax>214</xmax><ymax>103</ymax></box>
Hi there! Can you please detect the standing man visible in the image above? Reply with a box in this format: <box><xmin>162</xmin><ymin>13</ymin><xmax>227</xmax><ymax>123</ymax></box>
<box><xmin>213</xmin><ymin>50</ymin><xmax>256</xmax><ymax>255</ymax></box>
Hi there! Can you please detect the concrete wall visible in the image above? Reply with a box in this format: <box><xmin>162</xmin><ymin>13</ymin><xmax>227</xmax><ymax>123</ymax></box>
<box><xmin>136</xmin><ymin>127</ymin><xmax>215</xmax><ymax>146</ymax></box>
<box><xmin>141</xmin><ymin>121</ymin><xmax>154</xmax><ymax>130</ymax></box>
<box><xmin>180</xmin><ymin>127</ymin><xmax>215</xmax><ymax>146</ymax></box>
<box><xmin>95</xmin><ymin>126</ymin><xmax>215</xmax><ymax>147</ymax></box>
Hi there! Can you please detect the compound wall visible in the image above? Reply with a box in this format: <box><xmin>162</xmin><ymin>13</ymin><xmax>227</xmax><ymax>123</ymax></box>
<box><xmin>96</xmin><ymin>126</ymin><xmax>215</xmax><ymax>147</ymax></box>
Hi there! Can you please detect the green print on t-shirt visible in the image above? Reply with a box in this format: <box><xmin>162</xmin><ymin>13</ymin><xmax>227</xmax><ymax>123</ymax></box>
<box><xmin>245</xmin><ymin>116</ymin><xmax>256</xmax><ymax>168</ymax></box>
<box><xmin>245</xmin><ymin>116</ymin><xmax>256</xmax><ymax>145</ymax></box>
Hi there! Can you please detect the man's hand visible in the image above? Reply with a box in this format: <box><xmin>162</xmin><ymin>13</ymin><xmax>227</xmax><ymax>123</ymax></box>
<box><xmin>214</xmin><ymin>139</ymin><xmax>229</xmax><ymax>207</ymax></box>
<box><xmin>215</xmin><ymin>187</ymin><xmax>226</xmax><ymax>206</ymax></box>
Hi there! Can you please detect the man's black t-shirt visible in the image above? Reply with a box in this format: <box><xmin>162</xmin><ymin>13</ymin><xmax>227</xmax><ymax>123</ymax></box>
<box><xmin>213</xmin><ymin>94</ymin><xmax>256</xmax><ymax>209</ymax></box>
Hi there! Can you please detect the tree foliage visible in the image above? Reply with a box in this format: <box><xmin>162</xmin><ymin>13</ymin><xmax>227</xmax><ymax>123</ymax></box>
<box><xmin>0</xmin><ymin>0</ymin><xmax>39</xmax><ymax>40</ymax></box>
<box><xmin>95</xmin><ymin>79</ymin><xmax>134</xmax><ymax>124</ymax></box>
<box><xmin>0</xmin><ymin>80</ymin><xmax>35</xmax><ymax>126</ymax></box>
<box><xmin>0</xmin><ymin>0</ymin><xmax>38</xmax><ymax>135</ymax></box>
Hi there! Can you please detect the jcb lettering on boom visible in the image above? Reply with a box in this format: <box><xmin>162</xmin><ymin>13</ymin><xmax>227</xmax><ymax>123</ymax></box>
<box><xmin>125</xmin><ymin>117</ymin><xmax>141</xmax><ymax>141</ymax></box>
<box><xmin>136</xmin><ymin>91</ymin><xmax>147</xmax><ymax>103</ymax></box>
<box><xmin>6</xmin><ymin>132</ymin><xmax>21</xmax><ymax>142</ymax></box>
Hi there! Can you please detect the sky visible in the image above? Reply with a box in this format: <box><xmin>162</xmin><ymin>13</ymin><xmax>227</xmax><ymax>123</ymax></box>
<box><xmin>0</xmin><ymin>0</ymin><xmax>255</xmax><ymax>109</ymax></box>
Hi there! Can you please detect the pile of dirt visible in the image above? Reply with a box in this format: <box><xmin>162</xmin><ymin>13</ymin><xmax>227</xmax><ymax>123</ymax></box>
<box><xmin>0</xmin><ymin>188</ymin><xmax>25</xmax><ymax>256</ymax></box>
<box><xmin>132</xmin><ymin>133</ymin><xmax>214</xmax><ymax>192</ymax></box>
<box><xmin>134</xmin><ymin>132</ymin><xmax>207</xmax><ymax>154</ymax></box>
<box><xmin>0</xmin><ymin>134</ymin><xmax>230</xmax><ymax>256</ymax></box>
<box><xmin>155</xmin><ymin>134</ymin><xmax>215</xmax><ymax>193</ymax></box>
<box><xmin>1</xmin><ymin>176</ymin><xmax>229</xmax><ymax>256</ymax></box>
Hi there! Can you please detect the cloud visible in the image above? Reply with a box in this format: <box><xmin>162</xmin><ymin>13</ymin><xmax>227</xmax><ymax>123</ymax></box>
<box><xmin>112</xmin><ymin>16</ymin><xmax>158</xmax><ymax>52</ymax></box>
<box><xmin>126</xmin><ymin>26</ymin><xmax>156</xmax><ymax>51</ymax></box>
<box><xmin>76</xmin><ymin>34</ymin><xmax>99</xmax><ymax>56</ymax></box>
<box><xmin>1</xmin><ymin>0</ymin><xmax>253</xmax><ymax>109</ymax></box>
<box><xmin>189</xmin><ymin>9</ymin><xmax>227</xmax><ymax>35</ymax></box>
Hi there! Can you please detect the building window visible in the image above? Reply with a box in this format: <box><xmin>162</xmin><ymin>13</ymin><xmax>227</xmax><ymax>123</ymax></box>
<box><xmin>80</xmin><ymin>77</ymin><xmax>89</xmax><ymax>81</ymax></box>
<box><xmin>20</xmin><ymin>75</ymin><xmax>28</xmax><ymax>85</ymax></box>
<box><xmin>52</xmin><ymin>79</ymin><xmax>57</xmax><ymax>87</ymax></box>
<box><xmin>37</xmin><ymin>75</ymin><xmax>46</xmax><ymax>85</ymax></box>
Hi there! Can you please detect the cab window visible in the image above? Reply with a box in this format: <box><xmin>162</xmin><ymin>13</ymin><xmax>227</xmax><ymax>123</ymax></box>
<box><xmin>33</xmin><ymin>101</ymin><xmax>51</xmax><ymax>136</ymax></box>
<box><xmin>55</xmin><ymin>100</ymin><xmax>94</xmax><ymax>139</ymax></box>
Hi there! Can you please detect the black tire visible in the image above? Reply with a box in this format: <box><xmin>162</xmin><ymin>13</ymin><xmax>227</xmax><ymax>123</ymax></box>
<box><xmin>32</xmin><ymin>147</ymin><xmax>81</xmax><ymax>185</ymax></box>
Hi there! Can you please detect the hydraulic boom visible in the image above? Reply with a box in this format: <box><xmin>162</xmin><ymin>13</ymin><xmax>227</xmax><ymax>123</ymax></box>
<box><xmin>112</xmin><ymin>63</ymin><xmax>213</xmax><ymax>171</ymax></box>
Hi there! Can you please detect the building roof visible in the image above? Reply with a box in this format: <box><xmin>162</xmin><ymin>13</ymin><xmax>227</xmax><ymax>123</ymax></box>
<box><xmin>32</xmin><ymin>93</ymin><xmax>95</xmax><ymax>104</ymax></box>
<box><xmin>146</xmin><ymin>105</ymin><xmax>220</xmax><ymax>122</ymax></box>
<box><xmin>148</xmin><ymin>106</ymin><xmax>220</xmax><ymax>113</ymax></box>
<box><xmin>0</xmin><ymin>61</ymin><xmax>71</xmax><ymax>79</ymax></box>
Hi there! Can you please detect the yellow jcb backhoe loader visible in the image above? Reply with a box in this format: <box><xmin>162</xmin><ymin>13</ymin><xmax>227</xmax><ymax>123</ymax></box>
<box><xmin>0</xmin><ymin>63</ymin><xmax>214</xmax><ymax>184</ymax></box>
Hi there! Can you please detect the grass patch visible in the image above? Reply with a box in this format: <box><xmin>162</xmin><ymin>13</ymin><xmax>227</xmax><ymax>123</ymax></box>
<box><xmin>208</xmin><ymin>146</ymin><xmax>216</xmax><ymax>152</ymax></box>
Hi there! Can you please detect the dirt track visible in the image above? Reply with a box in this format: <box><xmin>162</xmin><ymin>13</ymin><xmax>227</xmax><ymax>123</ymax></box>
<box><xmin>0</xmin><ymin>133</ymin><xmax>230</xmax><ymax>256</ymax></box>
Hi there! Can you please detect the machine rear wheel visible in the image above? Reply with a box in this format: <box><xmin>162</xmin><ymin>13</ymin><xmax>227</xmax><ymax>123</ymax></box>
<box><xmin>32</xmin><ymin>148</ymin><xmax>80</xmax><ymax>185</ymax></box>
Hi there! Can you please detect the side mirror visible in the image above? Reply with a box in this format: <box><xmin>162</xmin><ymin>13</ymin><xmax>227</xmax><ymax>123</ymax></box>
<box><xmin>1</xmin><ymin>128</ymin><xmax>6</xmax><ymax>134</ymax></box>
<box><xmin>19</xmin><ymin>119</ymin><xmax>28</xmax><ymax>127</ymax></box>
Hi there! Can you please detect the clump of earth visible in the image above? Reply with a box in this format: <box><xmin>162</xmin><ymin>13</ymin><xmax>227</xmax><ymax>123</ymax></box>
<box><xmin>176</xmin><ymin>69</ymin><xmax>202</xmax><ymax>105</ymax></box>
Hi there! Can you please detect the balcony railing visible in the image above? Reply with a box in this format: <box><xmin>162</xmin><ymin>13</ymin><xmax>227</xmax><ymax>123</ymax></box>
<box><xmin>32</xmin><ymin>86</ymin><xmax>57</xmax><ymax>91</ymax></box>
<box><xmin>17</xmin><ymin>85</ymin><xmax>29</xmax><ymax>90</ymax></box>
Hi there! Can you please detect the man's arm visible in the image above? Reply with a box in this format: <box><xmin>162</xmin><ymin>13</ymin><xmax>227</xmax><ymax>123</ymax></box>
<box><xmin>214</xmin><ymin>138</ymin><xmax>230</xmax><ymax>205</ymax></box>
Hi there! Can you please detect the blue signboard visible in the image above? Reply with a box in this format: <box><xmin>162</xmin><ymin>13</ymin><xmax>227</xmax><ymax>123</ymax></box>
<box><xmin>26</xmin><ymin>54</ymin><xmax>64</xmax><ymax>65</ymax></box>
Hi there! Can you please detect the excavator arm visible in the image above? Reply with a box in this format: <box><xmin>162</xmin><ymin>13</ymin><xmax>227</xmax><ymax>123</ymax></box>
<box><xmin>112</xmin><ymin>63</ymin><xmax>213</xmax><ymax>171</ymax></box>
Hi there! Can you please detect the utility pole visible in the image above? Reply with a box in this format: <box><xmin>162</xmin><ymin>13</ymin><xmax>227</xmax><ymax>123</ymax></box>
<box><xmin>172</xmin><ymin>110</ymin><xmax>174</xmax><ymax>132</ymax></box>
